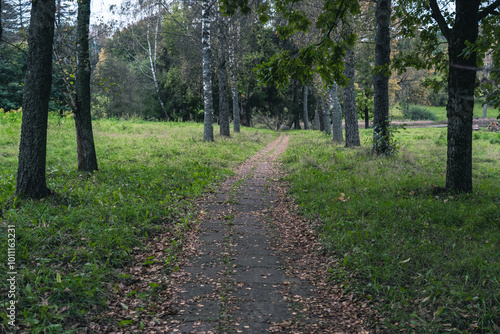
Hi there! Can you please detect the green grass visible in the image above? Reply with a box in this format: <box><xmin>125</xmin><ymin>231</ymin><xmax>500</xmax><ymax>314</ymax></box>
<box><xmin>391</xmin><ymin>100</ymin><xmax>500</xmax><ymax>122</ymax></box>
<box><xmin>282</xmin><ymin>128</ymin><xmax>500</xmax><ymax>332</ymax></box>
<box><xmin>0</xmin><ymin>110</ymin><xmax>278</xmax><ymax>332</ymax></box>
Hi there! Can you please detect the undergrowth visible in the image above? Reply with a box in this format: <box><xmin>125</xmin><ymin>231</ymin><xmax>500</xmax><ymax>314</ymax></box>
<box><xmin>0</xmin><ymin>111</ymin><xmax>277</xmax><ymax>332</ymax></box>
<box><xmin>282</xmin><ymin>128</ymin><xmax>500</xmax><ymax>333</ymax></box>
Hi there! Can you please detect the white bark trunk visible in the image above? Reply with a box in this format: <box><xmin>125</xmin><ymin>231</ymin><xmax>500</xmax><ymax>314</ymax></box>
<box><xmin>202</xmin><ymin>0</ymin><xmax>214</xmax><ymax>141</ymax></box>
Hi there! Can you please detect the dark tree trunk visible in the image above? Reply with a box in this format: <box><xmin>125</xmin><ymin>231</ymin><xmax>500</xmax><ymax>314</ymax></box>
<box><xmin>228</xmin><ymin>18</ymin><xmax>240</xmax><ymax>132</ymax></box>
<box><xmin>16</xmin><ymin>0</ymin><xmax>56</xmax><ymax>198</ymax></box>
<box><xmin>293</xmin><ymin>81</ymin><xmax>301</xmax><ymax>129</ymax></box>
<box><xmin>364</xmin><ymin>106</ymin><xmax>370</xmax><ymax>129</ymax></box>
<box><xmin>444</xmin><ymin>1</ymin><xmax>479</xmax><ymax>192</ymax></box>
<box><xmin>343</xmin><ymin>44</ymin><xmax>361</xmax><ymax>147</ymax></box>
<box><xmin>75</xmin><ymin>0</ymin><xmax>98</xmax><ymax>171</ymax></box>
<box><xmin>218</xmin><ymin>15</ymin><xmax>230</xmax><ymax>137</ymax></box>
<box><xmin>303</xmin><ymin>85</ymin><xmax>309</xmax><ymax>129</ymax></box>
<box><xmin>202</xmin><ymin>0</ymin><xmax>214</xmax><ymax>141</ymax></box>
<box><xmin>372</xmin><ymin>0</ymin><xmax>391</xmax><ymax>154</ymax></box>
<box><xmin>318</xmin><ymin>99</ymin><xmax>325</xmax><ymax>131</ymax></box>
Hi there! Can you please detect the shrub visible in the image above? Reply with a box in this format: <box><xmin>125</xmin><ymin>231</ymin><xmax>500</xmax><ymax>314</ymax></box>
<box><xmin>403</xmin><ymin>105</ymin><xmax>437</xmax><ymax>121</ymax></box>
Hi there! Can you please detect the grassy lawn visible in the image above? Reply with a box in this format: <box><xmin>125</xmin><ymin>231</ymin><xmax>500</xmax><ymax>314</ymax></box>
<box><xmin>282</xmin><ymin>128</ymin><xmax>500</xmax><ymax>332</ymax></box>
<box><xmin>391</xmin><ymin>100</ymin><xmax>500</xmax><ymax>122</ymax></box>
<box><xmin>0</xmin><ymin>110</ymin><xmax>278</xmax><ymax>331</ymax></box>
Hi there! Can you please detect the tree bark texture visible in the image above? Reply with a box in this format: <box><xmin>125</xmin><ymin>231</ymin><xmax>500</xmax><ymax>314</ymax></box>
<box><xmin>323</xmin><ymin>99</ymin><xmax>332</xmax><ymax>136</ymax></box>
<box><xmin>202</xmin><ymin>0</ymin><xmax>214</xmax><ymax>141</ymax></box>
<box><xmin>303</xmin><ymin>85</ymin><xmax>309</xmax><ymax>129</ymax></box>
<box><xmin>218</xmin><ymin>15</ymin><xmax>230</xmax><ymax>137</ymax></box>
<box><xmin>373</xmin><ymin>0</ymin><xmax>391</xmax><ymax>154</ymax></box>
<box><xmin>443</xmin><ymin>0</ymin><xmax>480</xmax><ymax>192</ymax></box>
<box><xmin>75</xmin><ymin>0</ymin><xmax>98</xmax><ymax>172</ymax></box>
<box><xmin>16</xmin><ymin>0</ymin><xmax>56</xmax><ymax>198</ymax></box>
<box><xmin>313</xmin><ymin>110</ymin><xmax>320</xmax><ymax>130</ymax></box>
<box><xmin>329</xmin><ymin>83</ymin><xmax>343</xmax><ymax>142</ymax></box>
<box><xmin>228</xmin><ymin>17</ymin><xmax>240</xmax><ymax>132</ymax></box>
<box><xmin>343</xmin><ymin>45</ymin><xmax>360</xmax><ymax>147</ymax></box>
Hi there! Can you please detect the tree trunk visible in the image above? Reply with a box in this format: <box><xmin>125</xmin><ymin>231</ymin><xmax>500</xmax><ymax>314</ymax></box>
<box><xmin>329</xmin><ymin>84</ymin><xmax>342</xmax><ymax>141</ymax></box>
<box><xmin>16</xmin><ymin>0</ymin><xmax>56</xmax><ymax>198</ymax></box>
<box><xmin>364</xmin><ymin>106</ymin><xmax>370</xmax><ymax>129</ymax></box>
<box><xmin>218</xmin><ymin>14</ymin><xmax>230</xmax><ymax>137</ymax></box>
<box><xmin>373</xmin><ymin>0</ymin><xmax>391</xmax><ymax>154</ymax></box>
<box><xmin>323</xmin><ymin>99</ymin><xmax>332</xmax><ymax>135</ymax></box>
<box><xmin>483</xmin><ymin>53</ymin><xmax>491</xmax><ymax>119</ymax></box>
<box><xmin>318</xmin><ymin>98</ymin><xmax>325</xmax><ymax>131</ymax></box>
<box><xmin>228</xmin><ymin>17</ymin><xmax>240</xmax><ymax>132</ymax></box>
<box><xmin>75</xmin><ymin>0</ymin><xmax>98</xmax><ymax>172</ymax></box>
<box><xmin>303</xmin><ymin>85</ymin><xmax>309</xmax><ymax>129</ymax></box>
<box><xmin>313</xmin><ymin>110</ymin><xmax>320</xmax><ymax>130</ymax></box>
<box><xmin>444</xmin><ymin>1</ymin><xmax>479</xmax><ymax>192</ymax></box>
<box><xmin>202</xmin><ymin>0</ymin><xmax>214</xmax><ymax>141</ymax></box>
<box><xmin>147</xmin><ymin>14</ymin><xmax>168</xmax><ymax>120</ymax></box>
<box><xmin>292</xmin><ymin>81</ymin><xmax>301</xmax><ymax>129</ymax></box>
<box><xmin>343</xmin><ymin>45</ymin><xmax>361</xmax><ymax>147</ymax></box>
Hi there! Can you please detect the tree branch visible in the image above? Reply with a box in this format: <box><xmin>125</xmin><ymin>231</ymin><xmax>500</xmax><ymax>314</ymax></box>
<box><xmin>429</xmin><ymin>0</ymin><xmax>450</xmax><ymax>41</ymax></box>
<box><xmin>478</xmin><ymin>0</ymin><xmax>500</xmax><ymax>21</ymax></box>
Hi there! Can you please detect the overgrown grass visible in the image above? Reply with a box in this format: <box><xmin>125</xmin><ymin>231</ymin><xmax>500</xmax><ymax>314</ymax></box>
<box><xmin>0</xmin><ymin>110</ymin><xmax>278</xmax><ymax>332</ymax></box>
<box><xmin>392</xmin><ymin>101</ymin><xmax>500</xmax><ymax>122</ymax></box>
<box><xmin>282</xmin><ymin>128</ymin><xmax>500</xmax><ymax>332</ymax></box>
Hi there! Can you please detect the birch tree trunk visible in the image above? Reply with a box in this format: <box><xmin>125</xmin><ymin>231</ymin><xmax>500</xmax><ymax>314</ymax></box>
<box><xmin>74</xmin><ymin>0</ymin><xmax>98</xmax><ymax>171</ymax></box>
<box><xmin>16</xmin><ymin>0</ymin><xmax>56</xmax><ymax>198</ymax></box>
<box><xmin>228</xmin><ymin>17</ymin><xmax>240</xmax><ymax>132</ymax></box>
<box><xmin>373</xmin><ymin>0</ymin><xmax>391</xmax><ymax>154</ymax></box>
<box><xmin>146</xmin><ymin>13</ymin><xmax>168</xmax><ymax>120</ymax></box>
<box><xmin>303</xmin><ymin>85</ymin><xmax>309</xmax><ymax>129</ymax></box>
<box><xmin>329</xmin><ymin>83</ymin><xmax>343</xmax><ymax>142</ymax></box>
<box><xmin>218</xmin><ymin>13</ymin><xmax>230</xmax><ymax>137</ymax></box>
<box><xmin>343</xmin><ymin>44</ymin><xmax>360</xmax><ymax>147</ymax></box>
<box><xmin>202</xmin><ymin>0</ymin><xmax>214</xmax><ymax>141</ymax></box>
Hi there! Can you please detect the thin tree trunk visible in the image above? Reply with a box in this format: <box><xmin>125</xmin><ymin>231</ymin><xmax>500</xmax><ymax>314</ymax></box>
<box><xmin>218</xmin><ymin>14</ymin><xmax>230</xmax><ymax>137</ymax></box>
<box><xmin>329</xmin><ymin>83</ymin><xmax>343</xmax><ymax>141</ymax></box>
<box><xmin>373</xmin><ymin>0</ymin><xmax>391</xmax><ymax>154</ymax></box>
<box><xmin>343</xmin><ymin>44</ymin><xmax>360</xmax><ymax>147</ymax></box>
<box><xmin>147</xmin><ymin>15</ymin><xmax>168</xmax><ymax>120</ymax></box>
<box><xmin>202</xmin><ymin>0</ymin><xmax>214</xmax><ymax>141</ymax></box>
<box><xmin>483</xmin><ymin>53</ymin><xmax>491</xmax><ymax>118</ymax></box>
<box><xmin>364</xmin><ymin>106</ymin><xmax>370</xmax><ymax>129</ymax></box>
<box><xmin>293</xmin><ymin>81</ymin><xmax>301</xmax><ymax>129</ymax></box>
<box><xmin>74</xmin><ymin>0</ymin><xmax>98</xmax><ymax>172</ymax></box>
<box><xmin>16</xmin><ymin>0</ymin><xmax>56</xmax><ymax>198</ymax></box>
<box><xmin>303</xmin><ymin>85</ymin><xmax>309</xmax><ymax>129</ymax></box>
<box><xmin>228</xmin><ymin>17</ymin><xmax>240</xmax><ymax>132</ymax></box>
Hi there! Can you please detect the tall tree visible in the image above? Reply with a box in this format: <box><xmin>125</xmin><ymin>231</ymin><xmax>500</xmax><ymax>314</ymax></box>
<box><xmin>228</xmin><ymin>16</ymin><xmax>241</xmax><ymax>132</ymax></box>
<box><xmin>202</xmin><ymin>0</ymin><xmax>214</xmax><ymax>141</ymax></box>
<box><xmin>395</xmin><ymin>0</ymin><xmax>500</xmax><ymax>192</ymax></box>
<box><xmin>16</xmin><ymin>0</ymin><xmax>56</xmax><ymax>198</ymax></box>
<box><xmin>74</xmin><ymin>0</ymin><xmax>98</xmax><ymax>171</ymax></box>
<box><xmin>218</xmin><ymin>12</ymin><xmax>230</xmax><ymax>137</ymax></box>
<box><xmin>372</xmin><ymin>0</ymin><xmax>391</xmax><ymax>154</ymax></box>
<box><xmin>343</xmin><ymin>24</ymin><xmax>361</xmax><ymax>147</ymax></box>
